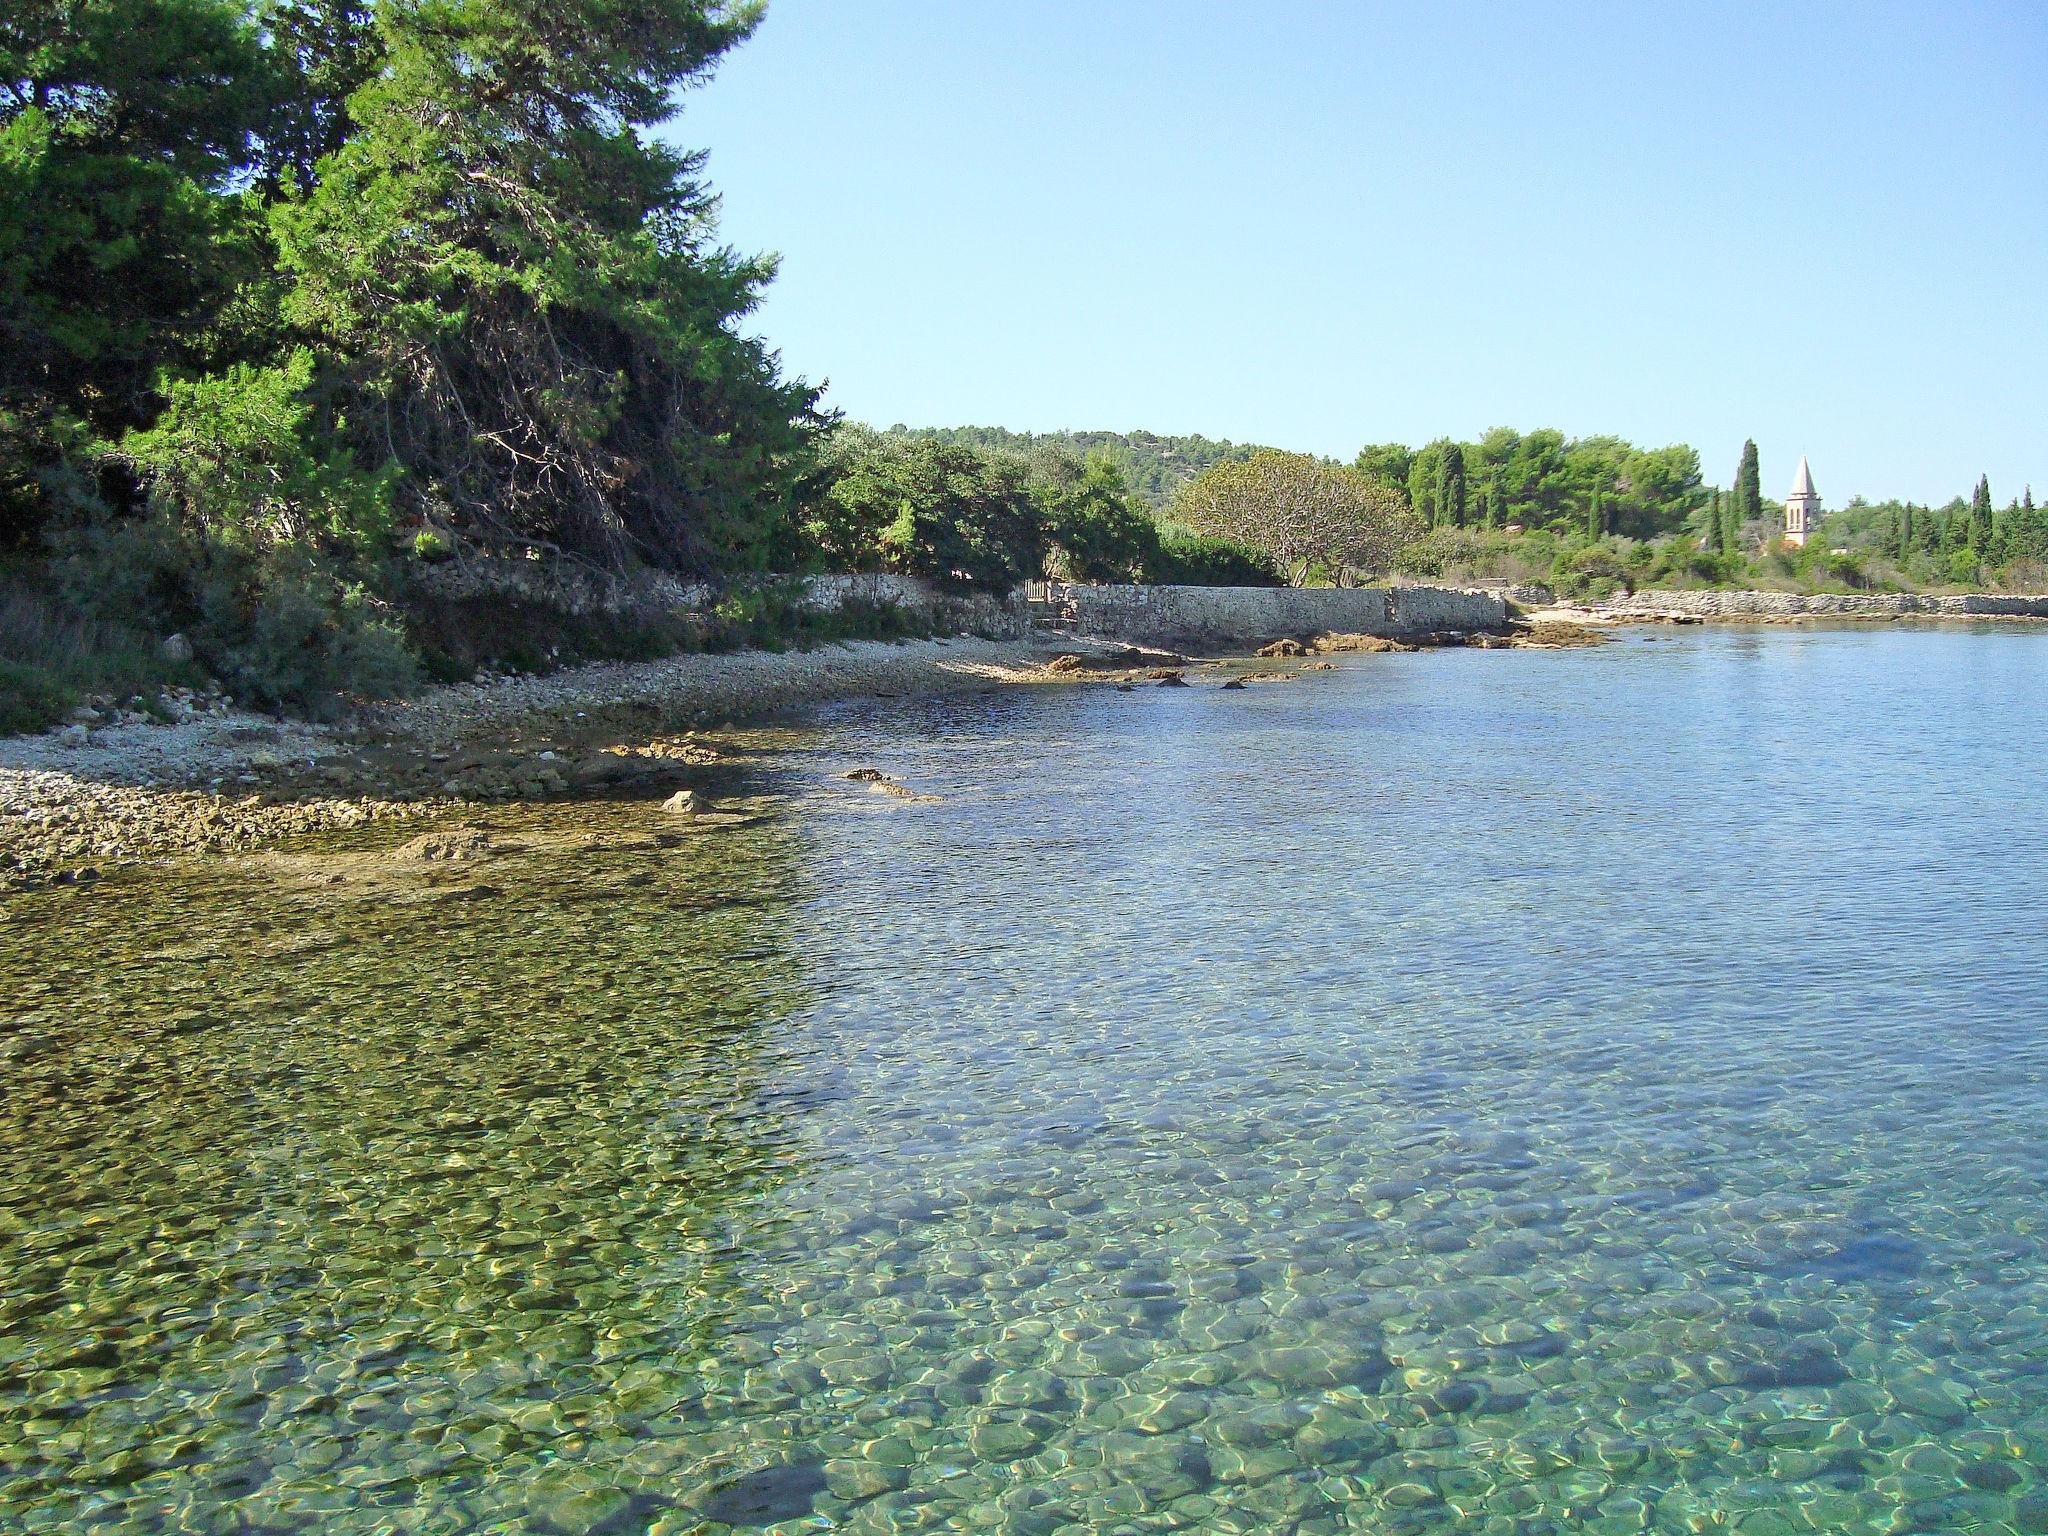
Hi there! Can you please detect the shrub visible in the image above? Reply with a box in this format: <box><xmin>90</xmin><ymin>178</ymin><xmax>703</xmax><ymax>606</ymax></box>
<box><xmin>1147</xmin><ymin>525</ymin><xmax>1281</xmax><ymax>586</ymax></box>
<box><xmin>53</xmin><ymin>510</ymin><xmax>417</xmax><ymax>711</ymax></box>
<box><xmin>1550</xmin><ymin>543</ymin><xmax>1632</xmax><ymax>599</ymax></box>
<box><xmin>0</xmin><ymin>569</ymin><xmax>201</xmax><ymax>732</ymax></box>
<box><xmin>121</xmin><ymin>349</ymin><xmax>399</xmax><ymax>551</ymax></box>
<box><xmin>1396</xmin><ymin>526</ymin><xmax>1559</xmax><ymax>586</ymax></box>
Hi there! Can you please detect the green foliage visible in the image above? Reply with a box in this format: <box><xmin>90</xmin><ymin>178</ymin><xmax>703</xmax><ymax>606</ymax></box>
<box><xmin>0</xmin><ymin>0</ymin><xmax>842</xmax><ymax>720</ymax></box>
<box><xmin>269</xmin><ymin>0</ymin><xmax>820</xmax><ymax>573</ymax></box>
<box><xmin>886</xmin><ymin>425</ymin><xmax>1267</xmax><ymax>509</ymax></box>
<box><xmin>52</xmin><ymin>509</ymin><xmax>416</xmax><ymax>711</ymax></box>
<box><xmin>0</xmin><ymin>0</ymin><xmax>276</xmax><ymax>541</ymax></box>
<box><xmin>1173</xmin><ymin>451</ymin><xmax>1413</xmax><ymax>585</ymax></box>
<box><xmin>1149</xmin><ymin>525</ymin><xmax>1280</xmax><ymax>586</ymax></box>
<box><xmin>1039</xmin><ymin>454</ymin><xmax>1162</xmax><ymax>583</ymax></box>
<box><xmin>1354</xmin><ymin>442</ymin><xmax>1414</xmax><ymax>491</ymax></box>
<box><xmin>1371</xmin><ymin>426</ymin><xmax>1702</xmax><ymax>540</ymax></box>
<box><xmin>811</xmin><ymin>429</ymin><xmax>1279</xmax><ymax>590</ymax></box>
<box><xmin>121</xmin><ymin>349</ymin><xmax>397</xmax><ymax>550</ymax></box>
<box><xmin>1436</xmin><ymin>443</ymin><xmax>1468</xmax><ymax>528</ymax></box>
<box><xmin>1969</xmin><ymin>475</ymin><xmax>1994</xmax><ymax>552</ymax></box>
<box><xmin>1549</xmin><ymin>542</ymin><xmax>1630</xmax><ymax>600</ymax></box>
<box><xmin>0</xmin><ymin>568</ymin><xmax>202</xmax><ymax>732</ymax></box>
<box><xmin>1733</xmin><ymin>439</ymin><xmax>1762</xmax><ymax>536</ymax></box>
<box><xmin>1816</xmin><ymin>481</ymin><xmax>2048</xmax><ymax>591</ymax></box>
<box><xmin>813</xmin><ymin>431</ymin><xmax>1039</xmax><ymax>592</ymax></box>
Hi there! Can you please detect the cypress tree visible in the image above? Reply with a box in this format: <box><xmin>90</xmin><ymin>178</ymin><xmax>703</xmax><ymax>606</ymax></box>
<box><xmin>1736</xmin><ymin>440</ymin><xmax>1762</xmax><ymax>530</ymax></box>
<box><xmin>1586</xmin><ymin>489</ymin><xmax>1604</xmax><ymax>541</ymax></box>
<box><xmin>1970</xmin><ymin>475</ymin><xmax>1994</xmax><ymax>550</ymax></box>
<box><xmin>1438</xmin><ymin>444</ymin><xmax>1467</xmax><ymax>528</ymax></box>
<box><xmin>1720</xmin><ymin>484</ymin><xmax>1741</xmax><ymax>554</ymax></box>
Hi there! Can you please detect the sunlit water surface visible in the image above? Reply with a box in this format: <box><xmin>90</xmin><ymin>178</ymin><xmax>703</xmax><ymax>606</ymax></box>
<box><xmin>4</xmin><ymin>624</ymin><xmax>2047</xmax><ymax>1535</ymax></box>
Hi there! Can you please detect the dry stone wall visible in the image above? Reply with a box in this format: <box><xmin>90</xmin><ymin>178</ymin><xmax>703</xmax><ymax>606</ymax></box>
<box><xmin>411</xmin><ymin>561</ymin><xmax>1031</xmax><ymax>636</ymax></box>
<box><xmin>797</xmin><ymin>574</ymin><xmax>1031</xmax><ymax>637</ymax></box>
<box><xmin>1057</xmin><ymin>584</ymin><xmax>1507</xmax><ymax>643</ymax></box>
<box><xmin>1602</xmin><ymin>590</ymin><xmax>2048</xmax><ymax>620</ymax></box>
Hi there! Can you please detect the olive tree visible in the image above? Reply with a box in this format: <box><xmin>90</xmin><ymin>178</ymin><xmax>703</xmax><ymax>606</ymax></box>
<box><xmin>1171</xmin><ymin>451</ymin><xmax>1414</xmax><ymax>585</ymax></box>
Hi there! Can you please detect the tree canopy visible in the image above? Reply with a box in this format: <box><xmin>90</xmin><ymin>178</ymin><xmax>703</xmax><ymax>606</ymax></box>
<box><xmin>1173</xmin><ymin>451</ymin><xmax>1414</xmax><ymax>585</ymax></box>
<box><xmin>1362</xmin><ymin>428</ymin><xmax>1704</xmax><ymax>540</ymax></box>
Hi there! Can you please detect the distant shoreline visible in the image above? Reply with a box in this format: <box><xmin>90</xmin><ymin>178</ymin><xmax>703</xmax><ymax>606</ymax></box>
<box><xmin>1574</xmin><ymin>589</ymin><xmax>2048</xmax><ymax>623</ymax></box>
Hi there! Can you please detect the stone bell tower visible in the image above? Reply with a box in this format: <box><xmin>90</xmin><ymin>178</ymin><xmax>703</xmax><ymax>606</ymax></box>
<box><xmin>1784</xmin><ymin>457</ymin><xmax>1819</xmax><ymax>547</ymax></box>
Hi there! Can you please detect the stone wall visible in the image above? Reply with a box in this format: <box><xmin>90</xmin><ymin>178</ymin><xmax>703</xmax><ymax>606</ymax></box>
<box><xmin>1056</xmin><ymin>583</ymin><xmax>1507</xmax><ymax>643</ymax></box>
<box><xmin>797</xmin><ymin>573</ymin><xmax>1031</xmax><ymax>637</ymax></box>
<box><xmin>1601</xmin><ymin>589</ymin><xmax>2048</xmax><ymax>620</ymax></box>
<box><xmin>411</xmin><ymin>556</ymin><xmax>709</xmax><ymax>618</ymax></box>
<box><xmin>411</xmin><ymin>560</ymin><xmax>1030</xmax><ymax>636</ymax></box>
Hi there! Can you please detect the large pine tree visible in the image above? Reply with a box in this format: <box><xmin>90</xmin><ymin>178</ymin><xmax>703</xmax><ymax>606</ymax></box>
<box><xmin>269</xmin><ymin>0</ymin><xmax>822</xmax><ymax>573</ymax></box>
<box><xmin>0</xmin><ymin>0</ymin><xmax>274</xmax><ymax>537</ymax></box>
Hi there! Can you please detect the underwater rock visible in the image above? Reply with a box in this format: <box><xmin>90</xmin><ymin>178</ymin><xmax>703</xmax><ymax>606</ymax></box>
<box><xmin>1311</xmin><ymin>633</ymin><xmax>1414</xmax><ymax>654</ymax></box>
<box><xmin>691</xmin><ymin>1461</ymin><xmax>827</xmax><ymax>1525</ymax></box>
<box><xmin>389</xmin><ymin>826</ymin><xmax>507</xmax><ymax>863</ymax></box>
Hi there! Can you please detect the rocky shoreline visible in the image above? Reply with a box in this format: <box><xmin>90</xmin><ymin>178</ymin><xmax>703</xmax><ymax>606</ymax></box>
<box><xmin>0</xmin><ymin>618</ymin><xmax>1610</xmax><ymax>887</ymax></box>
<box><xmin>1583</xmin><ymin>589</ymin><xmax>2048</xmax><ymax>623</ymax></box>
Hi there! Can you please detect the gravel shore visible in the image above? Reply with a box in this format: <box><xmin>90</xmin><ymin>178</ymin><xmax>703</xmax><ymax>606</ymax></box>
<box><xmin>0</xmin><ymin>634</ymin><xmax>1083</xmax><ymax>882</ymax></box>
<box><xmin>2</xmin><ymin>622</ymin><xmax>1562</xmax><ymax>884</ymax></box>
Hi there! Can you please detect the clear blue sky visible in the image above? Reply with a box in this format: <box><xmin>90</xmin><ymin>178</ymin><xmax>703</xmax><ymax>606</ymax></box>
<box><xmin>671</xmin><ymin>1</ymin><xmax>2044</xmax><ymax>506</ymax></box>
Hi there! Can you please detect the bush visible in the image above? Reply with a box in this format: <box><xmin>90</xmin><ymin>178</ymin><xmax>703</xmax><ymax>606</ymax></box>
<box><xmin>1396</xmin><ymin>526</ymin><xmax>1559</xmax><ymax>586</ymax></box>
<box><xmin>53</xmin><ymin>510</ymin><xmax>417</xmax><ymax>712</ymax></box>
<box><xmin>121</xmin><ymin>349</ymin><xmax>399</xmax><ymax>551</ymax></box>
<box><xmin>1550</xmin><ymin>543</ymin><xmax>1632</xmax><ymax>599</ymax></box>
<box><xmin>1148</xmin><ymin>525</ymin><xmax>1280</xmax><ymax>586</ymax></box>
<box><xmin>0</xmin><ymin>568</ymin><xmax>202</xmax><ymax>732</ymax></box>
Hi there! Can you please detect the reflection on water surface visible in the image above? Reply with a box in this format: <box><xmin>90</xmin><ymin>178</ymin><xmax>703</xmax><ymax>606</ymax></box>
<box><xmin>4</xmin><ymin>624</ymin><xmax>2047</xmax><ymax>1534</ymax></box>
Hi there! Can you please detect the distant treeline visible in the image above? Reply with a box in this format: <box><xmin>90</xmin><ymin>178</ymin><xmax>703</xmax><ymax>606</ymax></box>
<box><xmin>1357</xmin><ymin>430</ymin><xmax>1705</xmax><ymax>539</ymax></box>
<box><xmin>883</xmin><ymin>427</ymin><xmax>1268</xmax><ymax>509</ymax></box>
<box><xmin>894</xmin><ymin>425</ymin><xmax>1707</xmax><ymax>540</ymax></box>
<box><xmin>1822</xmin><ymin>480</ymin><xmax>2046</xmax><ymax>583</ymax></box>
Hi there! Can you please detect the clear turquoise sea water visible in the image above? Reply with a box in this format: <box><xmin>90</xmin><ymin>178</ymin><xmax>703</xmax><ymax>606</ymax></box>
<box><xmin>3</xmin><ymin>623</ymin><xmax>2046</xmax><ymax>1534</ymax></box>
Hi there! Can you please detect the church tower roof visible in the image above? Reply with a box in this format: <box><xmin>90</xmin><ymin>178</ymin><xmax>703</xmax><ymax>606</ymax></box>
<box><xmin>1790</xmin><ymin>456</ymin><xmax>1816</xmax><ymax>498</ymax></box>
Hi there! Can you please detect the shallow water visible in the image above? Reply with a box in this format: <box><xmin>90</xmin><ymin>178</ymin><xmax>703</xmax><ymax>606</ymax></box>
<box><xmin>4</xmin><ymin>624</ymin><xmax>2048</xmax><ymax>1535</ymax></box>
